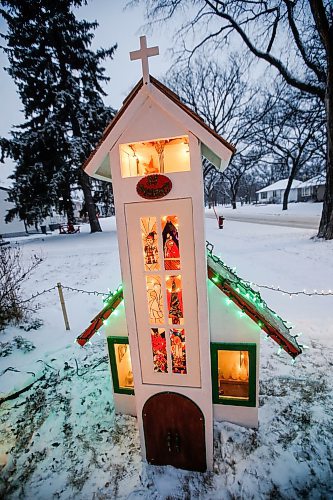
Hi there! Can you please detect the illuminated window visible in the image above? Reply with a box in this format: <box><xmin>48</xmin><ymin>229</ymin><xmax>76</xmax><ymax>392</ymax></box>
<box><xmin>161</xmin><ymin>215</ymin><xmax>180</xmax><ymax>270</ymax></box>
<box><xmin>140</xmin><ymin>212</ymin><xmax>187</xmax><ymax>376</ymax></box>
<box><xmin>141</xmin><ymin>217</ymin><xmax>160</xmax><ymax>271</ymax></box>
<box><xmin>146</xmin><ymin>275</ymin><xmax>164</xmax><ymax>324</ymax></box>
<box><xmin>119</xmin><ymin>136</ymin><xmax>190</xmax><ymax>178</ymax></box>
<box><xmin>211</xmin><ymin>343</ymin><xmax>256</xmax><ymax>406</ymax></box>
<box><xmin>151</xmin><ymin>328</ymin><xmax>168</xmax><ymax>373</ymax></box>
<box><xmin>166</xmin><ymin>275</ymin><xmax>184</xmax><ymax>325</ymax></box>
<box><xmin>170</xmin><ymin>328</ymin><xmax>187</xmax><ymax>374</ymax></box>
<box><xmin>107</xmin><ymin>337</ymin><xmax>134</xmax><ymax>395</ymax></box>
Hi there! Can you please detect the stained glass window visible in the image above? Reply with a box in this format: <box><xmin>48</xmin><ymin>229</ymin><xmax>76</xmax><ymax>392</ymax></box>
<box><xmin>151</xmin><ymin>328</ymin><xmax>168</xmax><ymax>372</ymax></box>
<box><xmin>161</xmin><ymin>215</ymin><xmax>180</xmax><ymax>270</ymax></box>
<box><xmin>141</xmin><ymin>217</ymin><xmax>159</xmax><ymax>271</ymax></box>
<box><xmin>170</xmin><ymin>328</ymin><xmax>187</xmax><ymax>374</ymax></box>
<box><xmin>166</xmin><ymin>275</ymin><xmax>184</xmax><ymax>325</ymax></box>
<box><xmin>146</xmin><ymin>275</ymin><xmax>164</xmax><ymax>324</ymax></box>
<box><xmin>140</xmin><ymin>211</ymin><xmax>189</xmax><ymax>377</ymax></box>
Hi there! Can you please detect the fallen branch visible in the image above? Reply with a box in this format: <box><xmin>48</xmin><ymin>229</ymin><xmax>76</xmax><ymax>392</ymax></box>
<box><xmin>74</xmin><ymin>356</ymin><xmax>108</xmax><ymax>377</ymax></box>
<box><xmin>0</xmin><ymin>374</ymin><xmax>45</xmax><ymax>406</ymax></box>
<box><xmin>36</xmin><ymin>359</ymin><xmax>58</xmax><ymax>372</ymax></box>
<box><xmin>0</xmin><ymin>366</ymin><xmax>20</xmax><ymax>376</ymax></box>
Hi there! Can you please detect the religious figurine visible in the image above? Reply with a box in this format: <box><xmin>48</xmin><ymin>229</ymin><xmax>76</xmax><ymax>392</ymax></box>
<box><xmin>125</xmin><ymin>370</ymin><xmax>134</xmax><ymax>387</ymax></box>
<box><xmin>163</xmin><ymin>220</ymin><xmax>180</xmax><ymax>270</ymax></box>
<box><xmin>144</xmin><ymin>156</ymin><xmax>159</xmax><ymax>175</ymax></box>
<box><xmin>165</xmin><ymin>233</ymin><xmax>180</xmax><ymax>259</ymax></box>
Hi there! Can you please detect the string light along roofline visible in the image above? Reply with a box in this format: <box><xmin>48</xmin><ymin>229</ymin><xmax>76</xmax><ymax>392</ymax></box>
<box><xmin>205</xmin><ymin>242</ymin><xmax>302</xmax><ymax>358</ymax></box>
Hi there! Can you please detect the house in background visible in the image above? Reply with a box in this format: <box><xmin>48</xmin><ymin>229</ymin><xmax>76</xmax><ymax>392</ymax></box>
<box><xmin>0</xmin><ymin>185</ymin><xmax>26</xmax><ymax>237</ymax></box>
<box><xmin>256</xmin><ymin>179</ymin><xmax>302</xmax><ymax>204</ymax></box>
<box><xmin>297</xmin><ymin>174</ymin><xmax>326</xmax><ymax>202</ymax></box>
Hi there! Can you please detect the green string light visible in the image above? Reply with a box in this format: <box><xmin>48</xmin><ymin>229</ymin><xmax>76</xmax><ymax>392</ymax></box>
<box><xmin>206</xmin><ymin>240</ymin><xmax>302</xmax><ymax>357</ymax></box>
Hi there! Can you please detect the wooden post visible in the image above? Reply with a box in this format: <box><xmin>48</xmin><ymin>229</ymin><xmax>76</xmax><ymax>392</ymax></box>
<box><xmin>57</xmin><ymin>282</ymin><xmax>70</xmax><ymax>330</ymax></box>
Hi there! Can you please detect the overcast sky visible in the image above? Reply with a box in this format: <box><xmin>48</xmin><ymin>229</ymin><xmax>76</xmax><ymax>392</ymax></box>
<box><xmin>0</xmin><ymin>1</ymin><xmax>174</xmax><ymax>185</ymax></box>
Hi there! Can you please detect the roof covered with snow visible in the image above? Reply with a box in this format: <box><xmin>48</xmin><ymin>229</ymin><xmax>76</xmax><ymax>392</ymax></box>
<box><xmin>206</xmin><ymin>243</ymin><xmax>302</xmax><ymax>358</ymax></box>
<box><xmin>257</xmin><ymin>179</ymin><xmax>302</xmax><ymax>194</ymax></box>
<box><xmin>297</xmin><ymin>174</ymin><xmax>326</xmax><ymax>188</ymax></box>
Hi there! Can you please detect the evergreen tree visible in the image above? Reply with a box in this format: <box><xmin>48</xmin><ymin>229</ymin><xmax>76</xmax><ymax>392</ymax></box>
<box><xmin>0</xmin><ymin>0</ymin><xmax>117</xmax><ymax>232</ymax></box>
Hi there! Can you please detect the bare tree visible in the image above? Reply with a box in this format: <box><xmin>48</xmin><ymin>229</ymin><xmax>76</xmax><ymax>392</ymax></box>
<box><xmin>224</xmin><ymin>151</ymin><xmax>263</xmax><ymax>208</ymax></box>
<box><xmin>238</xmin><ymin>171</ymin><xmax>262</xmax><ymax>204</ymax></box>
<box><xmin>167</xmin><ymin>55</ymin><xmax>268</xmax><ymax>208</ymax></box>
<box><xmin>255</xmin><ymin>87</ymin><xmax>325</xmax><ymax>209</ymax></box>
<box><xmin>0</xmin><ymin>246</ymin><xmax>42</xmax><ymax>330</ymax></box>
<box><xmin>203</xmin><ymin>161</ymin><xmax>222</xmax><ymax>207</ymax></box>
<box><xmin>135</xmin><ymin>0</ymin><xmax>332</xmax><ymax>238</ymax></box>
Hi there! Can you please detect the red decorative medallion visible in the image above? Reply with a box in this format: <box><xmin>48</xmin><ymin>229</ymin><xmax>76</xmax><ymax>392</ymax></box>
<box><xmin>136</xmin><ymin>174</ymin><xmax>172</xmax><ymax>199</ymax></box>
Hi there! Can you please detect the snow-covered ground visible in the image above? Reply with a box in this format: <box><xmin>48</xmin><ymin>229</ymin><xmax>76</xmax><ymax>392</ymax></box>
<box><xmin>1</xmin><ymin>207</ymin><xmax>333</xmax><ymax>498</ymax></box>
<box><xmin>206</xmin><ymin>202</ymin><xmax>323</xmax><ymax>229</ymax></box>
<box><xmin>211</xmin><ymin>201</ymin><xmax>324</xmax><ymax>218</ymax></box>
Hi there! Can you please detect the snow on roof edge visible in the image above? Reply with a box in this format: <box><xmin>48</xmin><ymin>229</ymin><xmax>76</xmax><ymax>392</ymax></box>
<box><xmin>206</xmin><ymin>242</ymin><xmax>302</xmax><ymax>358</ymax></box>
<box><xmin>297</xmin><ymin>174</ymin><xmax>326</xmax><ymax>188</ymax></box>
<box><xmin>257</xmin><ymin>179</ymin><xmax>302</xmax><ymax>193</ymax></box>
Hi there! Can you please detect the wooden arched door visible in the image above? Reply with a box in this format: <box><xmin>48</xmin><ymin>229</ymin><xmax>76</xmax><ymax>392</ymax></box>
<box><xmin>142</xmin><ymin>392</ymin><xmax>206</xmax><ymax>472</ymax></box>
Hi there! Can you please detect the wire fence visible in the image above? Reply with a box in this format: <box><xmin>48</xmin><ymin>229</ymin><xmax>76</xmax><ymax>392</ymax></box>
<box><xmin>206</xmin><ymin>241</ymin><xmax>333</xmax><ymax>298</ymax></box>
<box><xmin>22</xmin><ymin>284</ymin><xmax>109</xmax><ymax>303</ymax></box>
<box><xmin>23</xmin><ymin>277</ymin><xmax>333</xmax><ymax>307</ymax></box>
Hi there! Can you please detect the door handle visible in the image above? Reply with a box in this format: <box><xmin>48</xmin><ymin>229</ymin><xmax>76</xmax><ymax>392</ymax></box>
<box><xmin>166</xmin><ymin>431</ymin><xmax>180</xmax><ymax>453</ymax></box>
<box><xmin>175</xmin><ymin>432</ymin><xmax>180</xmax><ymax>453</ymax></box>
<box><xmin>167</xmin><ymin>431</ymin><xmax>172</xmax><ymax>452</ymax></box>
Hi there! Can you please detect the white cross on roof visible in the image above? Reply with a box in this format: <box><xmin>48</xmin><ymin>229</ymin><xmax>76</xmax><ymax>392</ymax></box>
<box><xmin>130</xmin><ymin>35</ymin><xmax>159</xmax><ymax>84</ymax></box>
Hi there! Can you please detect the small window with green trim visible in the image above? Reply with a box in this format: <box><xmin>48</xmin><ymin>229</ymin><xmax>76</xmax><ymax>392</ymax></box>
<box><xmin>107</xmin><ymin>337</ymin><xmax>134</xmax><ymax>395</ymax></box>
<box><xmin>211</xmin><ymin>343</ymin><xmax>256</xmax><ymax>407</ymax></box>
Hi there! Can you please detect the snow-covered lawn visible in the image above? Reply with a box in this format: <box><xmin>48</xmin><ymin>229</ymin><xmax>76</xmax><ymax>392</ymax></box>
<box><xmin>1</xmin><ymin>214</ymin><xmax>332</xmax><ymax>498</ymax></box>
<box><xmin>208</xmin><ymin>201</ymin><xmax>323</xmax><ymax>218</ymax></box>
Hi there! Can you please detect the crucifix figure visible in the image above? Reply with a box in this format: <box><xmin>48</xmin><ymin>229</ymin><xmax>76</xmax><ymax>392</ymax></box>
<box><xmin>130</xmin><ymin>35</ymin><xmax>159</xmax><ymax>84</ymax></box>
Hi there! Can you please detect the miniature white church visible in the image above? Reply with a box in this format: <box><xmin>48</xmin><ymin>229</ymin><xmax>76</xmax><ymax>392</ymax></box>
<box><xmin>78</xmin><ymin>37</ymin><xmax>302</xmax><ymax>473</ymax></box>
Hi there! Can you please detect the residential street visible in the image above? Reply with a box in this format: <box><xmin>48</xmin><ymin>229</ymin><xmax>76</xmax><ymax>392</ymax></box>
<box><xmin>206</xmin><ymin>204</ymin><xmax>322</xmax><ymax>230</ymax></box>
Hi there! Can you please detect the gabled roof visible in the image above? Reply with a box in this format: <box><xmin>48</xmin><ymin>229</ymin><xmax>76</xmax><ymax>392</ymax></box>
<box><xmin>256</xmin><ymin>179</ymin><xmax>302</xmax><ymax>194</ymax></box>
<box><xmin>151</xmin><ymin>77</ymin><xmax>235</xmax><ymax>154</ymax></box>
<box><xmin>297</xmin><ymin>173</ymin><xmax>326</xmax><ymax>188</ymax></box>
<box><xmin>206</xmin><ymin>243</ymin><xmax>302</xmax><ymax>358</ymax></box>
<box><xmin>83</xmin><ymin>75</ymin><xmax>235</xmax><ymax>181</ymax></box>
<box><xmin>76</xmin><ymin>286</ymin><xmax>123</xmax><ymax>347</ymax></box>
<box><xmin>76</xmin><ymin>246</ymin><xmax>302</xmax><ymax>358</ymax></box>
